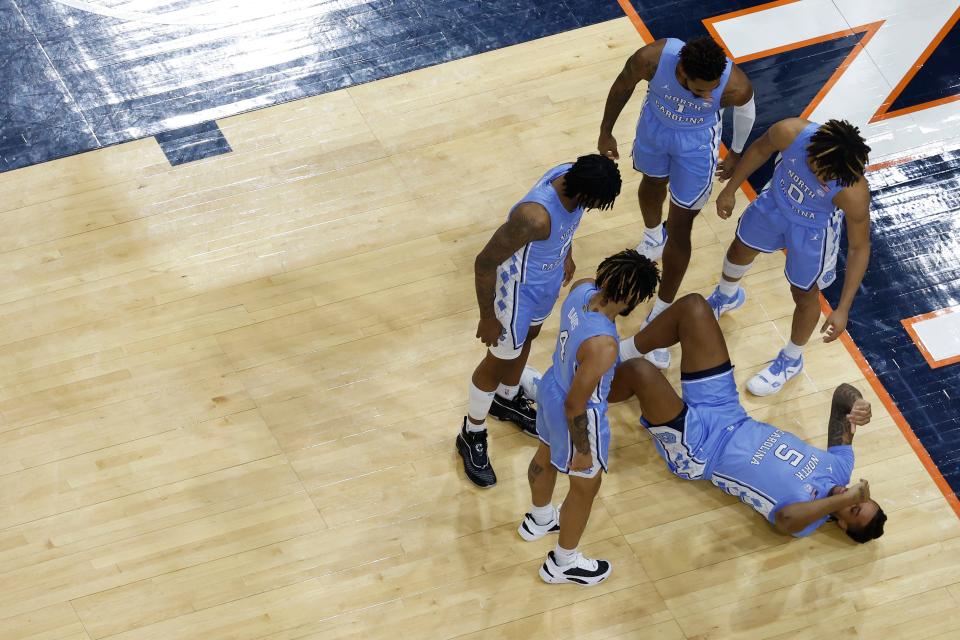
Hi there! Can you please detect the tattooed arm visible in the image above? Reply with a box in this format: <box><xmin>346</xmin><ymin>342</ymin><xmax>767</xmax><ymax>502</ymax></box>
<box><xmin>474</xmin><ymin>203</ymin><xmax>551</xmax><ymax>346</ymax></box>
<box><xmin>564</xmin><ymin>336</ymin><xmax>619</xmax><ymax>472</ymax></box>
<box><xmin>827</xmin><ymin>383</ymin><xmax>872</xmax><ymax>447</ymax></box>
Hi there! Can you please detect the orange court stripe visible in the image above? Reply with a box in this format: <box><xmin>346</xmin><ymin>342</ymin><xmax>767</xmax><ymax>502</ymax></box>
<box><xmin>614</xmin><ymin>0</ymin><xmax>960</xmax><ymax>519</ymax></box>
<box><xmin>871</xmin><ymin>5</ymin><xmax>960</xmax><ymax>122</ymax></box>
<box><xmin>901</xmin><ymin>306</ymin><xmax>960</xmax><ymax>369</ymax></box>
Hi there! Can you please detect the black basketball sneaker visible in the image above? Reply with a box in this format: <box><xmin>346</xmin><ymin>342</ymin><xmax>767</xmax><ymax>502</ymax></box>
<box><xmin>489</xmin><ymin>387</ymin><xmax>537</xmax><ymax>437</ymax></box>
<box><xmin>456</xmin><ymin>418</ymin><xmax>497</xmax><ymax>488</ymax></box>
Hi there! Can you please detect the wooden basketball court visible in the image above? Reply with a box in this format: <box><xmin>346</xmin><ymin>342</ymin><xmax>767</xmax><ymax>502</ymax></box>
<box><xmin>2</xmin><ymin>16</ymin><xmax>959</xmax><ymax>640</ymax></box>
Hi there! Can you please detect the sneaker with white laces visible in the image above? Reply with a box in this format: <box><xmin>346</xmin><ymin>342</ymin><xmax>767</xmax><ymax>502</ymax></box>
<box><xmin>706</xmin><ymin>285</ymin><xmax>746</xmax><ymax>319</ymax></box>
<box><xmin>635</xmin><ymin>226</ymin><xmax>668</xmax><ymax>262</ymax></box>
<box><xmin>539</xmin><ymin>550</ymin><xmax>612</xmax><ymax>586</ymax></box>
<box><xmin>640</xmin><ymin>310</ymin><xmax>671</xmax><ymax>369</ymax></box>
<box><xmin>517</xmin><ymin>506</ymin><xmax>560</xmax><ymax>541</ymax></box>
<box><xmin>747</xmin><ymin>350</ymin><xmax>804</xmax><ymax>396</ymax></box>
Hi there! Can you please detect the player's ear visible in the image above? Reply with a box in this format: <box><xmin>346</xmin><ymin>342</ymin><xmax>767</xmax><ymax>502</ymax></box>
<box><xmin>835</xmin><ymin>517</ymin><xmax>848</xmax><ymax>531</ymax></box>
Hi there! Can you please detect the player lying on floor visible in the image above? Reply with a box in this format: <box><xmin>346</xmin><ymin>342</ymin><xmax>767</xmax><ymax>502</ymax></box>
<box><xmin>616</xmin><ymin>293</ymin><xmax>886</xmax><ymax>541</ymax></box>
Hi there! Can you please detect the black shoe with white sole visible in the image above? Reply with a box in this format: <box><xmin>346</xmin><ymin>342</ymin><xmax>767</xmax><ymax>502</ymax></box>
<box><xmin>539</xmin><ymin>550</ymin><xmax>611</xmax><ymax>586</ymax></box>
<box><xmin>489</xmin><ymin>387</ymin><xmax>537</xmax><ymax>437</ymax></box>
<box><xmin>456</xmin><ymin>418</ymin><xmax>497</xmax><ymax>488</ymax></box>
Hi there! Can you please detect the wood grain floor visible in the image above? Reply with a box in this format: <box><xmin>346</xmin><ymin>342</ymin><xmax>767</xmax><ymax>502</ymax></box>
<box><xmin>1</xmin><ymin>17</ymin><xmax>958</xmax><ymax>640</ymax></box>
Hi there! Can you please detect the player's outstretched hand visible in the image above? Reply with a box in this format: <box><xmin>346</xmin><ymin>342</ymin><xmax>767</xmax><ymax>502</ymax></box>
<box><xmin>820</xmin><ymin>308</ymin><xmax>849</xmax><ymax>342</ymax></box>
<box><xmin>570</xmin><ymin>451</ymin><xmax>594</xmax><ymax>473</ymax></box>
<box><xmin>598</xmin><ymin>133</ymin><xmax>619</xmax><ymax>161</ymax></box>
<box><xmin>476</xmin><ymin>316</ymin><xmax>502</xmax><ymax>347</ymax></box>
<box><xmin>716</xmin><ymin>188</ymin><xmax>736</xmax><ymax>219</ymax></box>
<box><xmin>715</xmin><ymin>151</ymin><xmax>740</xmax><ymax>181</ymax></box>
<box><xmin>847</xmin><ymin>398</ymin><xmax>872</xmax><ymax>427</ymax></box>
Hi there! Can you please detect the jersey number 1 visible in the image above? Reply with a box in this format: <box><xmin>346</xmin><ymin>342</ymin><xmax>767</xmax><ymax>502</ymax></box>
<box><xmin>559</xmin><ymin>330</ymin><xmax>569</xmax><ymax>361</ymax></box>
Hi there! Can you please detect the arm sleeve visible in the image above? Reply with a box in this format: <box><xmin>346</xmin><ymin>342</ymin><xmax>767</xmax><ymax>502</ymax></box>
<box><xmin>731</xmin><ymin>95</ymin><xmax>756</xmax><ymax>154</ymax></box>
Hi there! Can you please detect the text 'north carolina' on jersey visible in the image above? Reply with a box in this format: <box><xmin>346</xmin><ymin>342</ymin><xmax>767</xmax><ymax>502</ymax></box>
<box><xmin>645</xmin><ymin>38</ymin><xmax>731</xmax><ymax>130</ymax></box>
<box><xmin>770</xmin><ymin>122</ymin><xmax>844</xmax><ymax>228</ymax></box>
<box><xmin>710</xmin><ymin>420</ymin><xmax>855</xmax><ymax>536</ymax></box>
<box><xmin>549</xmin><ymin>282</ymin><xmax>619</xmax><ymax>416</ymax></box>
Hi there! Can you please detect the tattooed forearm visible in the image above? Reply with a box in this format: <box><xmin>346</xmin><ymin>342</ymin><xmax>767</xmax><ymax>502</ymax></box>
<box><xmin>827</xmin><ymin>383</ymin><xmax>862</xmax><ymax>446</ymax></box>
<box><xmin>569</xmin><ymin>412</ymin><xmax>590</xmax><ymax>454</ymax></box>
<box><xmin>527</xmin><ymin>459</ymin><xmax>543</xmax><ymax>486</ymax></box>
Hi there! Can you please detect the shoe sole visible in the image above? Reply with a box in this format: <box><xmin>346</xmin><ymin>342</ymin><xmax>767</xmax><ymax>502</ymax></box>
<box><xmin>714</xmin><ymin>292</ymin><xmax>747</xmax><ymax>319</ymax></box>
<box><xmin>455</xmin><ymin>442</ymin><xmax>496</xmax><ymax>488</ymax></box>
<box><xmin>538</xmin><ymin>563</ymin><xmax>610</xmax><ymax>585</ymax></box>
<box><xmin>746</xmin><ymin>367</ymin><xmax>802</xmax><ymax>397</ymax></box>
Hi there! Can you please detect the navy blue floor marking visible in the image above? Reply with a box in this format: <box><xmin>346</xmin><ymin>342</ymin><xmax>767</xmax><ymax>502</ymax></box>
<box><xmin>889</xmin><ymin>16</ymin><xmax>960</xmax><ymax>113</ymax></box>
<box><xmin>824</xmin><ymin>145</ymin><xmax>960</xmax><ymax>489</ymax></box>
<box><xmin>0</xmin><ymin>0</ymin><xmax>621</xmax><ymax>172</ymax></box>
<box><xmin>155</xmin><ymin>122</ymin><xmax>232</xmax><ymax>166</ymax></box>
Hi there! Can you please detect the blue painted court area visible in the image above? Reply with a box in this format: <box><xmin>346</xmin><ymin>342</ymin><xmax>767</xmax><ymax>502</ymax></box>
<box><xmin>2</xmin><ymin>0</ymin><xmax>959</xmax><ymax>498</ymax></box>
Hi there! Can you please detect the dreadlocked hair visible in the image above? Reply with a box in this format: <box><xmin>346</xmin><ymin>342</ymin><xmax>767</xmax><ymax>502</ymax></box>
<box><xmin>595</xmin><ymin>249</ymin><xmax>660</xmax><ymax>309</ymax></box>
<box><xmin>564</xmin><ymin>154</ymin><xmax>622</xmax><ymax>211</ymax></box>
<box><xmin>807</xmin><ymin>119</ymin><xmax>871</xmax><ymax>188</ymax></box>
<box><xmin>679</xmin><ymin>36</ymin><xmax>727</xmax><ymax>82</ymax></box>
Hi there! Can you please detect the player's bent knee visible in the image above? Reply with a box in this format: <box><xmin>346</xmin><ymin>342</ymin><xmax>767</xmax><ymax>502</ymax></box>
<box><xmin>677</xmin><ymin>292</ymin><xmax>710</xmax><ymax>316</ymax></box>
<box><xmin>790</xmin><ymin>284</ymin><xmax>819</xmax><ymax>305</ymax></box>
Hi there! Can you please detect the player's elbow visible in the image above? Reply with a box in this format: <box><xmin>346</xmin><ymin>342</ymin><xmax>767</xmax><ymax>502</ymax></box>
<box><xmin>773</xmin><ymin>509</ymin><xmax>803</xmax><ymax>535</ymax></box>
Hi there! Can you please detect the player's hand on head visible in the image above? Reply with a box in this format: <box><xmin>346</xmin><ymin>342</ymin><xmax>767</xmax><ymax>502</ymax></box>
<box><xmin>598</xmin><ymin>133</ymin><xmax>619</xmax><ymax>160</ymax></box>
<box><xmin>847</xmin><ymin>398</ymin><xmax>872</xmax><ymax>427</ymax></box>
<box><xmin>715</xmin><ymin>151</ymin><xmax>740</xmax><ymax>181</ymax></box>
<box><xmin>476</xmin><ymin>316</ymin><xmax>503</xmax><ymax>347</ymax></box>
<box><xmin>850</xmin><ymin>479</ymin><xmax>870</xmax><ymax>504</ymax></box>
<box><xmin>716</xmin><ymin>188</ymin><xmax>736</xmax><ymax>219</ymax></box>
<box><xmin>820</xmin><ymin>308</ymin><xmax>849</xmax><ymax>342</ymax></box>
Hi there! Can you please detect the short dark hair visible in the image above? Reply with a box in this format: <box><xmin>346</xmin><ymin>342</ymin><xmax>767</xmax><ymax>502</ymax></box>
<box><xmin>679</xmin><ymin>36</ymin><xmax>728</xmax><ymax>82</ymax></box>
<box><xmin>564</xmin><ymin>154</ymin><xmax>622</xmax><ymax>210</ymax></box>
<box><xmin>807</xmin><ymin>119</ymin><xmax>871</xmax><ymax>188</ymax></box>
<box><xmin>845</xmin><ymin>505</ymin><xmax>887</xmax><ymax>543</ymax></box>
<box><xmin>595</xmin><ymin>249</ymin><xmax>660</xmax><ymax>310</ymax></box>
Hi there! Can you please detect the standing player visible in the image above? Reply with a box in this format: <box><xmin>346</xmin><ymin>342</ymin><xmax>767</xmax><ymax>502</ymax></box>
<box><xmin>617</xmin><ymin>294</ymin><xmax>886</xmax><ymax>541</ymax></box>
<box><xmin>598</xmin><ymin>36</ymin><xmax>755</xmax><ymax>368</ymax></box>
<box><xmin>457</xmin><ymin>155</ymin><xmax>622</xmax><ymax>488</ymax></box>
<box><xmin>708</xmin><ymin>118</ymin><xmax>871</xmax><ymax>396</ymax></box>
<box><xmin>518</xmin><ymin>249</ymin><xmax>659</xmax><ymax>585</ymax></box>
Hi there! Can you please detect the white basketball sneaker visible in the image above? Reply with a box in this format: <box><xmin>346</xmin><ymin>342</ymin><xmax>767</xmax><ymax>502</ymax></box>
<box><xmin>635</xmin><ymin>226</ymin><xmax>668</xmax><ymax>262</ymax></box>
<box><xmin>519</xmin><ymin>365</ymin><xmax>542</xmax><ymax>401</ymax></box>
<box><xmin>747</xmin><ymin>349</ymin><xmax>804</xmax><ymax>396</ymax></box>
<box><xmin>706</xmin><ymin>285</ymin><xmax>746</xmax><ymax>319</ymax></box>
<box><xmin>539</xmin><ymin>550</ymin><xmax>612</xmax><ymax>586</ymax></box>
<box><xmin>517</xmin><ymin>505</ymin><xmax>560</xmax><ymax>541</ymax></box>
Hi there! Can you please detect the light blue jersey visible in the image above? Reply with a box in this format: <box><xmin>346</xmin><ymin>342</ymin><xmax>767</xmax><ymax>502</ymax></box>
<box><xmin>770</xmin><ymin>123</ymin><xmax>843</xmax><ymax>228</ymax></box>
<box><xmin>493</xmin><ymin>164</ymin><xmax>584</xmax><ymax>353</ymax></box>
<box><xmin>504</xmin><ymin>164</ymin><xmax>583</xmax><ymax>291</ymax></box>
<box><xmin>712</xmin><ymin>422</ymin><xmax>854</xmax><ymax>536</ymax></box>
<box><xmin>646</xmin><ymin>38</ymin><xmax>731</xmax><ymax>131</ymax></box>
<box><xmin>643</xmin><ymin>364</ymin><xmax>854</xmax><ymax>536</ymax></box>
<box><xmin>536</xmin><ymin>282</ymin><xmax>618</xmax><ymax>475</ymax></box>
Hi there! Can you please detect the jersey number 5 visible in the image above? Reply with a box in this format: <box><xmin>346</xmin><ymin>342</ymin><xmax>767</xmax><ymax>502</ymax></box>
<box><xmin>774</xmin><ymin>444</ymin><xmax>804</xmax><ymax>467</ymax></box>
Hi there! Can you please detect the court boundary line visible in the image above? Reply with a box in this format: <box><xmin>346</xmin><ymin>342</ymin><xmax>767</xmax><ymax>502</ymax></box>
<box><xmin>613</xmin><ymin>0</ymin><xmax>960</xmax><ymax>519</ymax></box>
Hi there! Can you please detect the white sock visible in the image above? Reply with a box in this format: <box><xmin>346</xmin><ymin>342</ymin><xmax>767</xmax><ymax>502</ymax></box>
<box><xmin>718</xmin><ymin>278</ymin><xmax>740</xmax><ymax>297</ymax></box>
<box><xmin>496</xmin><ymin>383</ymin><xmax>519</xmax><ymax>400</ymax></box>
<box><xmin>647</xmin><ymin>297</ymin><xmax>671</xmax><ymax>322</ymax></box>
<box><xmin>531</xmin><ymin>503</ymin><xmax>555</xmax><ymax>526</ymax></box>
<box><xmin>468</xmin><ymin>382</ymin><xmax>496</xmax><ymax>424</ymax></box>
<box><xmin>619</xmin><ymin>336</ymin><xmax>643</xmax><ymax>361</ymax></box>
<box><xmin>554</xmin><ymin>543</ymin><xmax>577</xmax><ymax>567</ymax></box>
<box><xmin>465</xmin><ymin>419</ymin><xmax>486</xmax><ymax>433</ymax></box>
<box><xmin>644</xmin><ymin>223</ymin><xmax>664</xmax><ymax>238</ymax></box>
<box><xmin>783</xmin><ymin>340</ymin><xmax>804</xmax><ymax>360</ymax></box>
